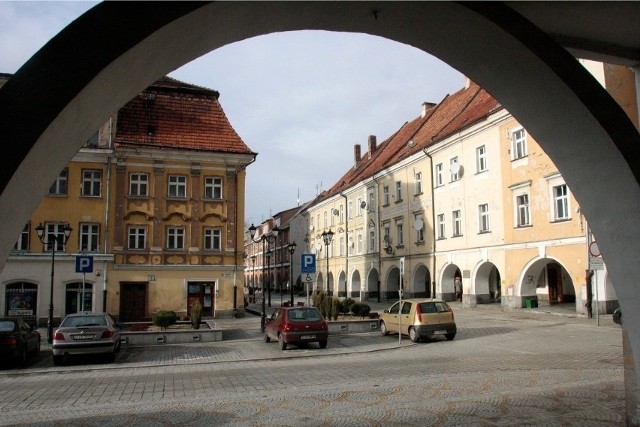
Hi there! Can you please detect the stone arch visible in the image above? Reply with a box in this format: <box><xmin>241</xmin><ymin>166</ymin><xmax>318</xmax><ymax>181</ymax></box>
<box><xmin>2</xmin><ymin>0</ymin><xmax>640</xmax><ymax>415</ymax></box>
<box><xmin>337</xmin><ymin>270</ymin><xmax>347</xmax><ymax>298</ymax></box>
<box><xmin>384</xmin><ymin>266</ymin><xmax>401</xmax><ymax>301</ymax></box>
<box><xmin>516</xmin><ymin>257</ymin><xmax>577</xmax><ymax>311</ymax></box>
<box><xmin>411</xmin><ymin>263</ymin><xmax>431</xmax><ymax>299</ymax></box>
<box><xmin>473</xmin><ymin>261</ymin><xmax>501</xmax><ymax>305</ymax></box>
<box><xmin>350</xmin><ymin>269</ymin><xmax>362</xmax><ymax>300</ymax></box>
<box><xmin>439</xmin><ymin>264</ymin><xmax>462</xmax><ymax>302</ymax></box>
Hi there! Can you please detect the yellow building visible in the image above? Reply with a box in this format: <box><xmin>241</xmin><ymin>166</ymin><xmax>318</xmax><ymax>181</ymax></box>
<box><xmin>0</xmin><ymin>76</ymin><xmax>255</xmax><ymax>325</ymax></box>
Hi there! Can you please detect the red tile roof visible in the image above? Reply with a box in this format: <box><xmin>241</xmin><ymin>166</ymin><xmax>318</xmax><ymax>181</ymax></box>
<box><xmin>316</xmin><ymin>82</ymin><xmax>503</xmax><ymax>204</ymax></box>
<box><xmin>114</xmin><ymin>76</ymin><xmax>254</xmax><ymax>155</ymax></box>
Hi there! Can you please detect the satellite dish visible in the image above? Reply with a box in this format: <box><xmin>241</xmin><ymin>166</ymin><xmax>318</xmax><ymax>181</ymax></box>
<box><xmin>360</xmin><ymin>201</ymin><xmax>367</xmax><ymax>209</ymax></box>
<box><xmin>450</xmin><ymin>162</ymin><xmax>460</xmax><ymax>175</ymax></box>
<box><xmin>333</xmin><ymin>208</ymin><xmax>340</xmax><ymax>216</ymax></box>
<box><xmin>414</xmin><ymin>219</ymin><xmax>424</xmax><ymax>231</ymax></box>
<box><xmin>383</xmin><ymin>235</ymin><xmax>390</xmax><ymax>243</ymax></box>
<box><xmin>309</xmin><ymin>225</ymin><xmax>314</xmax><ymax>232</ymax></box>
<box><xmin>316</xmin><ymin>243</ymin><xmax>322</xmax><ymax>251</ymax></box>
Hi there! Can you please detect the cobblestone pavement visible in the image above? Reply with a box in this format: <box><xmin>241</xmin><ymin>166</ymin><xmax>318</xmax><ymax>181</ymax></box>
<box><xmin>0</xmin><ymin>302</ymin><xmax>625</xmax><ymax>426</ymax></box>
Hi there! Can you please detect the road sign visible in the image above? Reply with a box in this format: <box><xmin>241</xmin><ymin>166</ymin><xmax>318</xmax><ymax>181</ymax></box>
<box><xmin>589</xmin><ymin>256</ymin><xmax>604</xmax><ymax>271</ymax></box>
<box><xmin>301</xmin><ymin>253</ymin><xmax>316</xmax><ymax>273</ymax></box>
<box><xmin>303</xmin><ymin>273</ymin><xmax>316</xmax><ymax>283</ymax></box>
<box><xmin>75</xmin><ymin>255</ymin><xmax>93</xmax><ymax>273</ymax></box>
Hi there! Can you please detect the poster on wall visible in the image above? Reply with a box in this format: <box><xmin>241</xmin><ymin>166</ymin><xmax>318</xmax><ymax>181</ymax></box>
<box><xmin>7</xmin><ymin>287</ymin><xmax>35</xmax><ymax>316</ymax></box>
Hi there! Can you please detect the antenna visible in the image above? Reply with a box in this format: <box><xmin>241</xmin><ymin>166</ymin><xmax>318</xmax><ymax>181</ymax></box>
<box><xmin>297</xmin><ymin>188</ymin><xmax>300</xmax><ymax>206</ymax></box>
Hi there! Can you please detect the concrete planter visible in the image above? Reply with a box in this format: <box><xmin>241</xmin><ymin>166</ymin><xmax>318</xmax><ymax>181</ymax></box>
<box><xmin>327</xmin><ymin>319</ymin><xmax>380</xmax><ymax>334</ymax></box>
<box><xmin>120</xmin><ymin>328</ymin><xmax>222</xmax><ymax>347</ymax></box>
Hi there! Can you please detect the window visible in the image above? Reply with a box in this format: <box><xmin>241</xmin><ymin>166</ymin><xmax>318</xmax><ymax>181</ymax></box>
<box><xmin>553</xmin><ymin>184</ymin><xmax>570</xmax><ymax>220</ymax></box>
<box><xmin>128</xmin><ymin>226</ymin><xmax>146</xmax><ymax>250</ymax></box>
<box><xmin>414</xmin><ymin>172</ymin><xmax>423</xmax><ymax>195</ymax></box>
<box><xmin>357</xmin><ymin>198</ymin><xmax>363</xmax><ymax>216</ymax></box>
<box><xmin>476</xmin><ymin>145</ymin><xmax>487</xmax><ymax>172</ymax></box>
<box><xmin>129</xmin><ymin>173</ymin><xmax>148</xmax><ymax>197</ymax></box>
<box><xmin>86</xmin><ymin>132</ymin><xmax>99</xmax><ymax>147</ymax></box>
<box><xmin>81</xmin><ymin>169</ymin><xmax>102</xmax><ymax>197</ymax></box>
<box><xmin>204</xmin><ymin>227</ymin><xmax>222</xmax><ymax>250</ymax></box>
<box><xmin>339</xmin><ymin>236</ymin><xmax>345</xmax><ymax>256</ymax></box>
<box><xmin>205</xmin><ymin>177</ymin><xmax>223</xmax><ymax>199</ymax></box>
<box><xmin>452</xmin><ymin>210</ymin><xmax>462</xmax><ymax>236</ymax></box>
<box><xmin>511</xmin><ymin>128</ymin><xmax>527</xmax><ymax>160</ymax></box>
<box><xmin>14</xmin><ymin>224</ymin><xmax>29</xmax><ymax>252</ymax></box>
<box><xmin>478</xmin><ymin>204</ymin><xmax>490</xmax><ymax>233</ymax></box>
<box><xmin>369</xmin><ymin>229</ymin><xmax>376</xmax><ymax>252</ymax></box>
<box><xmin>450</xmin><ymin>157</ymin><xmax>460</xmax><ymax>182</ymax></box>
<box><xmin>435</xmin><ymin>163</ymin><xmax>443</xmax><ymax>187</ymax></box>
<box><xmin>79</xmin><ymin>223</ymin><xmax>100</xmax><ymax>252</ymax></box>
<box><xmin>414</xmin><ymin>213</ymin><xmax>424</xmax><ymax>242</ymax></box>
<box><xmin>331</xmin><ymin>208</ymin><xmax>336</xmax><ymax>226</ymax></box>
<box><xmin>383</xmin><ymin>222</ymin><xmax>391</xmax><ymax>247</ymax></box>
<box><xmin>357</xmin><ymin>232</ymin><xmax>363</xmax><ymax>254</ymax></box>
<box><xmin>339</xmin><ymin>205</ymin><xmax>344</xmax><ymax>223</ymax></box>
<box><xmin>383</xmin><ymin>185</ymin><xmax>390</xmax><ymax>205</ymax></box>
<box><xmin>43</xmin><ymin>223</ymin><xmax>70</xmax><ymax>252</ymax></box>
<box><xmin>395</xmin><ymin>181</ymin><xmax>403</xmax><ymax>201</ymax></box>
<box><xmin>323</xmin><ymin>211</ymin><xmax>327</xmax><ymax>227</ymax></box>
<box><xmin>168</xmin><ymin>175</ymin><xmax>187</xmax><ymax>198</ymax></box>
<box><xmin>49</xmin><ymin>169</ymin><xmax>68</xmax><ymax>195</ymax></box>
<box><xmin>516</xmin><ymin>194</ymin><xmax>531</xmax><ymax>227</ymax></box>
<box><xmin>348</xmin><ymin>200</ymin><xmax>353</xmax><ymax>219</ymax></box>
<box><xmin>437</xmin><ymin>214</ymin><xmax>445</xmax><ymax>239</ymax></box>
<box><xmin>395</xmin><ymin>219</ymin><xmax>404</xmax><ymax>246</ymax></box>
<box><xmin>167</xmin><ymin>227</ymin><xmax>185</xmax><ymax>250</ymax></box>
<box><xmin>368</xmin><ymin>189</ymin><xmax>375</xmax><ymax>211</ymax></box>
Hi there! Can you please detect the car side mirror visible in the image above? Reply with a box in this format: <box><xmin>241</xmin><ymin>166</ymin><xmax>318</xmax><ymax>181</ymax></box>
<box><xmin>384</xmin><ymin>309</ymin><xmax>390</xmax><ymax>314</ymax></box>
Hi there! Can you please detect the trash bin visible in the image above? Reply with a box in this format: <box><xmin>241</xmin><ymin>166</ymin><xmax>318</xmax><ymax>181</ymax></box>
<box><xmin>525</xmin><ymin>298</ymin><xmax>538</xmax><ymax>308</ymax></box>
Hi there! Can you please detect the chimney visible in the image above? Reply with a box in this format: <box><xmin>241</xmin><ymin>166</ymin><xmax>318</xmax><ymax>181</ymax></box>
<box><xmin>368</xmin><ymin>135</ymin><xmax>377</xmax><ymax>156</ymax></box>
<box><xmin>421</xmin><ymin>102</ymin><xmax>437</xmax><ymax>118</ymax></box>
<box><xmin>354</xmin><ymin>144</ymin><xmax>361</xmax><ymax>166</ymax></box>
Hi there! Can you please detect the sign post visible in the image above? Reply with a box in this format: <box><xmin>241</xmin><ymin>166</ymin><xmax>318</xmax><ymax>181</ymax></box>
<box><xmin>301</xmin><ymin>254</ymin><xmax>316</xmax><ymax>306</ymax></box>
<box><xmin>75</xmin><ymin>256</ymin><xmax>93</xmax><ymax>312</ymax></box>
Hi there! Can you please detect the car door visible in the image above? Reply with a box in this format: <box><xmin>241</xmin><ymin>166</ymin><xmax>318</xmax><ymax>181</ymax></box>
<box><xmin>400</xmin><ymin>301</ymin><xmax>412</xmax><ymax>335</ymax></box>
<box><xmin>383</xmin><ymin>302</ymin><xmax>401</xmax><ymax>333</ymax></box>
<box><xmin>265</xmin><ymin>309</ymin><xmax>282</xmax><ymax>340</ymax></box>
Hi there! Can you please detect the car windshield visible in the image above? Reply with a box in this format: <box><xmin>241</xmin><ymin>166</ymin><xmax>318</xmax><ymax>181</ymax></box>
<box><xmin>61</xmin><ymin>316</ymin><xmax>107</xmax><ymax>328</ymax></box>
<box><xmin>0</xmin><ymin>321</ymin><xmax>15</xmax><ymax>332</ymax></box>
<box><xmin>289</xmin><ymin>309</ymin><xmax>322</xmax><ymax>322</ymax></box>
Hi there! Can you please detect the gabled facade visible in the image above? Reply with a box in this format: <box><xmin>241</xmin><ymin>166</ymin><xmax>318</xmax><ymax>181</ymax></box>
<box><xmin>0</xmin><ymin>76</ymin><xmax>255</xmax><ymax>324</ymax></box>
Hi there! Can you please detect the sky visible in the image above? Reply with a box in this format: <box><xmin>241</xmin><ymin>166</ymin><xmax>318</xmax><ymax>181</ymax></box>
<box><xmin>0</xmin><ymin>1</ymin><xmax>464</xmax><ymax>225</ymax></box>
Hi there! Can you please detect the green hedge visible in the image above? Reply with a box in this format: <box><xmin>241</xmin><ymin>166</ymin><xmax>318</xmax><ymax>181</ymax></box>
<box><xmin>152</xmin><ymin>311</ymin><xmax>177</xmax><ymax>329</ymax></box>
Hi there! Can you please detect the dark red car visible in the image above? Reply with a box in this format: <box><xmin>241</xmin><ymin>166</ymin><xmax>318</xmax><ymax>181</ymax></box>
<box><xmin>0</xmin><ymin>317</ymin><xmax>41</xmax><ymax>367</ymax></box>
<box><xmin>264</xmin><ymin>307</ymin><xmax>328</xmax><ymax>350</ymax></box>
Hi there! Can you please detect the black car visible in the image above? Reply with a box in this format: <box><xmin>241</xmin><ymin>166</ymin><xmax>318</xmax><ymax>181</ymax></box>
<box><xmin>0</xmin><ymin>317</ymin><xmax>41</xmax><ymax>367</ymax></box>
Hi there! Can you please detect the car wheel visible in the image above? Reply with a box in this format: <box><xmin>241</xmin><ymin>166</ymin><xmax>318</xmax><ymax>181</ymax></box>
<box><xmin>34</xmin><ymin>338</ymin><xmax>41</xmax><ymax>356</ymax></box>
<box><xmin>105</xmin><ymin>352</ymin><xmax>116</xmax><ymax>363</ymax></box>
<box><xmin>409</xmin><ymin>327</ymin><xmax>419</xmax><ymax>343</ymax></box>
<box><xmin>278</xmin><ymin>334</ymin><xmax>287</xmax><ymax>350</ymax></box>
<box><xmin>18</xmin><ymin>348</ymin><xmax>27</xmax><ymax>368</ymax></box>
<box><xmin>53</xmin><ymin>355</ymin><xmax>64</xmax><ymax>366</ymax></box>
<box><xmin>445</xmin><ymin>333</ymin><xmax>456</xmax><ymax>341</ymax></box>
<box><xmin>264</xmin><ymin>332</ymin><xmax>271</xmax><ymax>343</ymax></box>
<box><xmin>380</xmin><ymin>321</ymin><xmax>388</xmax><ymax>336</ymax></box>
<box><xmin>318</xmin><ymin>340</ymin><xmax>327</xmax><ymax>349</ymax></box>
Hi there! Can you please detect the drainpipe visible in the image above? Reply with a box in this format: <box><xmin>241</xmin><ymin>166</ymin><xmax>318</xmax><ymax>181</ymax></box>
<box><xmin>235</xmin><ymin>155</ymin><xmax>257</xmax><ymax>314</ymax></box>
<box><xmin>341</xmin><ymin>192</ymin><xmax>348</xmax><ymax>298</ymax></box>
<box><xmin>422</xmin><ymin>148</ymin><xmax>437</xmax><ymax>299</ymax></box>
<box><xmin>372</xmin><ymin>173</ymin><xmax>382</xmax><ymax>303</ymax></box>
<box><xmin>102</xmin><ymin>117</ymin><xmax>113</xmax><ymax>313</ymax></box>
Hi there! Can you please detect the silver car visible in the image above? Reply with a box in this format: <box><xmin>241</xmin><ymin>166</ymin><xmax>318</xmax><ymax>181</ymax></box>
<box><xmin>52</xmin><ymin>312</ymin><xmax>121</xmax><ymax>365</ymax></box>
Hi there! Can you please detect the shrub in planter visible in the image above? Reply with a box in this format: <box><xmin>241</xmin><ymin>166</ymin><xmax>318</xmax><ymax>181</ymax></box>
<box><xmin>191</xmin><ymin>300</ymin><xmax>203</xmax><ymax>329</ymax></box>
<box><xmin>331</xmin><ymin>297</ymin><xmax>340</xmax><ymax>320</ymax></box>
<box><xmin>152</xmin><ymin>311</ymin><xmax>177</xmax><ymax>329</ymax></box>
<box><xmin>351</xmin><ymin>302</ymin><xmax>371</xmax><ymax>319</ymax></box>
<box><xmin>340</xmin><ymin>298</ymin><xmax>356</xmax><ymax>314</ymax></box>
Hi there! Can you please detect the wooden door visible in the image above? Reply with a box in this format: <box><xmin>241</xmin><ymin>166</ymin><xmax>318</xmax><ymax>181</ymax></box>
<box><xmin>120</xmin><ymin>282</ymin><xmax>147</xmax><ymax>322</ymax></box>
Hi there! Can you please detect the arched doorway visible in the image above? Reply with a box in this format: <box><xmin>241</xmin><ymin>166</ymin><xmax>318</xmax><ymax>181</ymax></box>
<box><xmin>338</xmin><ymin>271</ymin><xmax>347</xmax><ymax>298</ymax></box>
<box><xmin>385</xmin><ymin>267</ymin><xmax>401</xmax><ymax>301</ymax></box>
<box><xmin>351</xmin><ymin>270</ymin><xmax>361</xmax><ymax>300</ymax></box>
<box><xmin>474</xmin><ymin>262</ymin><xmax>501</xmax><ymax>304</ymax></box>
<box><xmin>519</xmin><ymin>258</ymin><xmax>576</xmax><ymax>311</ymax></box>
<box><xmin>412</xmin><ymin>264</ymin><xmax>431</xmax><ymax>298</ymax></box>
<box><xmin>365</xmin><ymin>268</ymin><xmax>380</xmax><ymax>302</ymax></box>
<box><xmin>440</xmin><ymin>265</ymin><xmax>462</xmax><ymax>302</ymax></box>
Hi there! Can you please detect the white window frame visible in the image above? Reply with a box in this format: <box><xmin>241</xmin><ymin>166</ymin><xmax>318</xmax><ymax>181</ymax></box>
<box><xmin>49</xmin><ymin>168</ymin><xmax>68</xmax><ymax>195</ymax></box>
<box><xmin>44</xmin><ymin>223</ymin><xmax>70</xmax><ymax>252</ymax></box>
<box><xmin>452</xmin><ymin>210</ymin><xmax>462</xmax><ymax>237</ymax></box>
<box><xmin>395</xmin><ymin>181</ymin><xmax>403</xmax><ymax>201</ymax></box>
<box><xmin>414</xmin><ymin>172</ymin><xmax>423</xmax><ymax>195</ymax></box>
<box><xmin>167</xmin><ymin>227</ymin><xmax>185</xmax><ymax>250</ymax></box>
<box><xmin>516</xmin><ymin>194</ymin><xmax>531</xmax><ymax>227</ymax></box>
<box><xmin>79</xmin><ymin>223</ymin><xmax>100</xmax><ymax>252</ymax></box>
<box><xmin>129</xmin><ymin>173</ymin><xmax>149</xmax><ymax>197</ymax></box>
<box><xmin>511</xmin><ymin>128</ymin><xmax>528</xmax><ymax>160</ymax></box>
<box><xmin>414</xmin><ymin>213</ymin><xmax>424</xmax><ymax>242</ymax></box>
<box><xmin>128</xmin><ymin>226</ymin><xmax>146</xmax><ymax>250</ymax></box>
<box><xmin>450</xmin><ymin>157</ymin><xmax>460</xmax><ymax>182</ymax></box>
<box><xmin>553</xmin><ymin>184</ymin><xmax>570</xmax><ymax>221</ymax></box>
<box><xmin>476</xmin><ymin>145</ymin><xmax>487</xmax><ymax>173</ymax></box>
<box><xmin>369</xmin><ymin>229</ymin><xmax>376</xmax><ymax>252</ymax></box>
<box><xmin>204</xmin><ymin>227</ymin><xmax>222</xmax><ymax>250</ymax></box>
<box><xmin>478</xmin><ymin>203</ymin><xmax>490</xmax><ymax>233</ymax></box>
<box><xmin>168</xmin><ymin>175</ymin><xmax>187</xmax><ymax>198</ymax></box>
<box><xmin>437</xmin><ymin>213</ymin><xmax>445</xmax><ymax>239</ymax></box>
<box><xmin>14</xmin><ymin>224</ymin><xmax>29</xmax><ymax>251</ymax></box>
<box><xmin>204</xmin><ymin>176</ymin><xmax>223</xmax><ymax>200</ymax></box>
<box><xmin>357</xmin><ymin>197</ymin><xmax>363</xmax><ymax>217</ymax></box>
<box><xmin>383</xmin><ymin>222</ymin><xmax>391</xmax><ymax>247</ymax></box>
<box><xmin>357</xmin><ymin>231</ymin><xmax>363</xmax><ymax>254</ymax></box>
<box><xmin>395</xmin><ymin>219</ymin><xmax>404</xmax><ymax>246</ymax></box>
<box><xmin>435</xmin><ymin>163</ymin><xmax>444</xmax><ymax>187</ymax></box>
<box><xmin>81</xmin><ymin>169</ymin><xmax>102</xmax><ymax>197</ymax></box>
<box><xmin>383</xmin><ymin>185</ymin><xmax>390</xmax><ymax>205</ymax></box>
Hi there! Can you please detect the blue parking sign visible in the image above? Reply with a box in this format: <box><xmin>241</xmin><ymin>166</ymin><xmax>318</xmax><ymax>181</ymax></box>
<box><xmin>75</xmin><ymin>255</ymin><xmax>93</xmax><ymax>273</ymax></box>
<box><xmin>301</xmin><ymin>254</ymin><xmax>316</xmax><ymax>273</ymax></box>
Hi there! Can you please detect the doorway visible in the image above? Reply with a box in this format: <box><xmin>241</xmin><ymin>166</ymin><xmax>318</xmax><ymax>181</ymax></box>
<box><xmin>65</xmin><ymin>282</ymin><xmax>93</xmax><ymax>315</ymax></box>
<box><xmin>187</xmin><ymin>281</ymin><xmax>214</xmax><ymax>317</ymax></box>
<box><xmin>120</xmin><ymin>282</ymin><xmax>147</xmax><ymax>322</ymax></box>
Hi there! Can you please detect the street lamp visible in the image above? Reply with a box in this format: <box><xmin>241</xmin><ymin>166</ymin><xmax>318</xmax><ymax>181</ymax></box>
<box><xmin>321</xmin><ymin>229</ymin><xmax>334</xmax><ymax>295</ymax></box>
<box><xmin>288</xmin><ymin>242</ymin><xmax>297</xmax><ymax>306</ymax></box>
<box><xmin>35</xmin><ymin>222</ymin><xmax>72</xmax><ymax>344</ymax></box>
<box><xmin>250</xmin><ymin>254</ymin><xmax>256</xmax><ymax>301</ymax></box>
<box><xmin>248</xmin><ymin>223</ymin><xmax>280</xmax><ymax>332</ymax></box>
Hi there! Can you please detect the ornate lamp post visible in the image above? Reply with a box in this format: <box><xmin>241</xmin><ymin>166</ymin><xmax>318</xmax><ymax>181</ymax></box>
<box><xmin>35</xmin><ymin>222</ymin><xmax>72</xmax><ymax>344</ymax></box>
<box><xmin>248</xmin><ymin>224</ymin><xmax>280</xmax><ymax>332</ymax></box>
<box><xmin>321</xmin><ymin>229</ymin><xmax>334</xmax><ymax>295</ymax></box>
<box><xmin>250</xmin><ymin>254</ymin><xmax>256</xmax><ymax>301</ymax></box>
<box><xmin>288</xmin><ymin>242</ymin><xmax>297</xmax><ymax>306</ymax></box>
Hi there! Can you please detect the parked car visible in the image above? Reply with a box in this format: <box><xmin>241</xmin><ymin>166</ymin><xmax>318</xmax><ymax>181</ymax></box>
<box><xmin>52</xmin><ymin>312</ymin><xmax>121</xmax><ymax>365</ymax></box>
<box><xmin>379</xmin><ymin>298</ymin><xmax>457</xmax><ymax>342</ymax></box>
<box><xmin>264</xmin><ymin>306</ymin><xmax>329</xmax><ymax>350</ymax></box>
<box><xmin>0</xmin><ymin>317</ymin><xmax>40</xmax><ymax>367</ymax></box>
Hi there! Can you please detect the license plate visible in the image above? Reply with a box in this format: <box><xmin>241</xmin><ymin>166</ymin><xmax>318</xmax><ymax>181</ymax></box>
<box><xmin>72</xmin><ymin>334</ymin><xmax>95</xmax><ymax>341</ymax></box>
<box><xmin>301</xmin><ymin>335</ymin><xmax>316</xmax><ymax>340</ymax></box>
<box><xmin>435</xmin><ymin>330</ymin><xmax>447</xmax><ymax>334</ymax></box>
